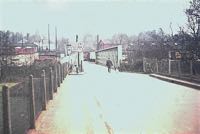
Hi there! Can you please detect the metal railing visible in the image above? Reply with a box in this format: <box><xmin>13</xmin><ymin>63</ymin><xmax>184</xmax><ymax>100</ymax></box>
<box><xmin>143</xmin><ymin>58</ymin><xmax>200</xmax><ymax>80</ymax></box>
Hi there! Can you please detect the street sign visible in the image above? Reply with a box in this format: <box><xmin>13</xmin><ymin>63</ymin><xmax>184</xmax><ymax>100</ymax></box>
<box><xmin>175</xmin><ymin>52</ymin><xmax>181</xmax><ymax>59</ymax></box>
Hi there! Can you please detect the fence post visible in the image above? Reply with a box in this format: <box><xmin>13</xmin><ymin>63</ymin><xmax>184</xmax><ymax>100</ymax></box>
<box><xmin>66</xmin><ymin>63</ymin><xmax>68</xmax><ymax>76</ymax></box>
<box><xmin>178</xmin><ymin>60</ymin><xmax>181</xmax><ymax>76</ymax></box>
<box><xmin>63</xmin><ymin>63</ymin><xmax>65</xmax><ymax>78</ymax></box>
<box><xmin>63</xmin><ymin>64</ymin><xmax>65</xmax><ymax>80</ymax></box>
<box><xmin>2</xmin><ymin>85</ymin><xmax>12</xmax><ymax>134</ymax></box>
<box><xmin>190</xmin><ymin>60</ymin><xmax>193</xmax><ymax>75</ymax></box>
<box><xmin>63</xmin><ymin>63</ymin><xmax>65</xmax><ymax>79</ymax></box>
<box><xmin>62</xmin><ymin>64</ymin><xmax>63</xmax><ymax>81</ymax></box>
<box><xmin>168</xmin><ymin>59</ymin><xmax>171</xmax><ymax>75</ymax></box>
<box><xmin>62</xmin><ymin>64</ymin><xmax>64</xmax><ymax>80</ymax></box>
<box><xmin>54</xmin><ymin>65</ymin><xmax>58</xmax><ymax>92</ymax></box>
<box><xmin>29</xmin><ymin>75</ymin><xmax>36</xmax><ymax>129</ymax></box>
<box><xmin>41</xmin><ymin>70</ymin><xmax>47</xmax><ymax>110</ymax></box>
<box><xmin>60</xmin><ymin>64</ymin><xmax>63</xmax><ymax>83</ymax></box>
<box><xmin>58</xmin><ymin>64</ymin><xmax>61</xmax><ymax>87</ymax></box>
<box><xmin>60</xmin><ymin>64</ymin><xmax>62</xmax><ymax>81</ymax></box>
<box><xmin>143</xmin><ymin>57</ymin><xmax>146</xmax><ymax>73</ymax></box>
<box><xmin>80</xmin><ymin>60</ymin><xmax>83</xmax><ymax>72</ymax></box>
<box><xmin>156</xmin><ymin>59</ymin><xmax>158</xmax><ymax>73</ymax></box>
<box><xmin>49</xmin><ymin>68</ymin><xmax>53</xmax><ymax>100</ymax></box>
<box><xmin>67</xmin><ymin>63</ymin><xmax>69</xmax><ymax>75</ymax></box>
<box><xmin>78</xmin><ymin>52</ymin><xmax>80</xmax><ymax>68</ymax></box>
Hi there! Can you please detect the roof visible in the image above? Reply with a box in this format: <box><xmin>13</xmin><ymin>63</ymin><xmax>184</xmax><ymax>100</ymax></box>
<box><xmin>10</xmin><ymin>43</ymin><xmax>38</xmax><ymax>48</ymax></box>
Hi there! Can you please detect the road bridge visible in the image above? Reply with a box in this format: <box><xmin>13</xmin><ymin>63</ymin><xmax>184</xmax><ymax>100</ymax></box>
<box><xmin>96</xmin><ymin>45</ymin><xmax>122</xmax><ymax>69</ymax></box>
<box><xmin>28</xmin><ymin>62</ymin><xmax>200</xmax><ymax>134</ymax></box>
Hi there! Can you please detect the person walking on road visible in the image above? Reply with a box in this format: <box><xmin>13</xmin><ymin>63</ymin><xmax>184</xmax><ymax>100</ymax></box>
<box><xmin>106</xmin><ymin>58</ymin><xmax>113</xmax><ymax>73</ymax></box>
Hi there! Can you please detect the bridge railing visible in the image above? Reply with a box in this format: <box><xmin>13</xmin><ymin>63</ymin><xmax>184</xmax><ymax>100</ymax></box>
<box><xmin>0</xmin><ymin>61</ymin><xmax>69</xmax><ymax>134</ymax></box>
<box><xmin>143</xmin><ymin>58</ymin><xmax>200</xmax><ymax>80</ymax></box>
<box><xmin>96</xmin><ymin>45</ymin><xmax>122</xmax><ymax>69</ymax></box>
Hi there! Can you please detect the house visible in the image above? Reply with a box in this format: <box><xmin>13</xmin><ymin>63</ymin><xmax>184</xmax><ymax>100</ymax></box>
<box><xmin>0</xmin><ymin>43</ymin><xmax>39</xmax><ymax>66</ymax></box>
<box><xmin>97</xmin><ymin>40</ymin><xmax>114</xmax><ymax>50</ymax></box>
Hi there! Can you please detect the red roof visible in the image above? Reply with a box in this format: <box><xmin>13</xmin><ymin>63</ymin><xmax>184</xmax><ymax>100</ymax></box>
<box><xmin>15</xmin><ymin>47</ymin><xmax>37</xmax><ymax>55</ymax></box>
<box><xmin>98</xmin><ymin>40</ymin><xmax>113</xmax><ymax>50</ymax></box>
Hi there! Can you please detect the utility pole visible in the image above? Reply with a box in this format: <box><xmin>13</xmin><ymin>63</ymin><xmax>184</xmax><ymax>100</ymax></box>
<box><xmin>22</xmin><ymin>38</ymin><xmax>24</xmax><ymax>48</ymax></box>
<box><xmin>97</xmin><ymin>34</ymin><xmax>99</xmax><ymax>44</ymax></box>
<box><xmin>27</xmin><ymin>33</ymin><xmax>29</xmax><ymax>43</ymax></box>
<box><xmin>76</xmin><ymin>34</ymin><xmax>78</xmax><ymax>43</ymax></box>
<box><xmin>21</xmin><ymin>32</ymin><xmax>24</xmax><ymax>48</ymax></box>
<box><xmin>41</xmin><ymin>39</ymin><xmax>44</xmax><ymax>51</ymax></box>
<box><xmin>48</xmin><ymin>24</ymin><xmax>50</xmax><ymax>51</ymax></box>
<box><xmin>96</xmin><ymin>35</ymin><xmax>100</xmax><ymax>50</ymax></box>
<box><xmin>55</xmin><ymin>27</ymin><xmax>58</xmax><ymax>51</ymax></box>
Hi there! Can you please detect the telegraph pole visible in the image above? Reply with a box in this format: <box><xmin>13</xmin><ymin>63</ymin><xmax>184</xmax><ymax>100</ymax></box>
<box><xmin>76</xmin><ymin>34</ymin><xmax>78</xmax><ymax>43</ymax></box>
<box><xmin>48</xmin><ymin>24</ymin><xmax>50</xmax><ymax>51</ymax></box>
<box><xmin>55</xmin><ymin>27</ymin><xmax>58</xmax><ymax>51</ymax></box>
<box><xmin>21</xmin><ymin>32</ymin><xmax>24</xmax><ymax>48</ymax></box>
<box><xmin>97</xmin><ymin>34</ymin><xmax>99</xmax><ymax>44</ymax></box>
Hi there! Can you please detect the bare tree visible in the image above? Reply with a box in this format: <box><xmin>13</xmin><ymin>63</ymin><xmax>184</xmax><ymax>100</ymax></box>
<box><xmin>185</xmin><ymin>0</ymin><xmax>200</xmax><ymax>42</ymax></box>
<box><xmin>128</xmin><ymin>35</ymin><xmax>138</xmax><ymax>45</ymax></box>
<box><xmin>169</xmin><ymin>22</ymin><xmax>174</xmax><ymax>38</ymax></box>
<box><xmin>112</xmin><ymin>33</ymin><xmax>129</xmax><ymax>45</ymax></box>
<box><xmin>82</xmin><ymin>34</ymin><xmax>95</xmax><ymax>50</ymax></box>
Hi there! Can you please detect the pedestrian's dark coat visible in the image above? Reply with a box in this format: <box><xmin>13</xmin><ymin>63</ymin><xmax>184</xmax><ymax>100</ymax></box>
<box><xmin>106</xmin><ymin>59</ymin><xmax>113</xmax><ymax>67</ymax></box>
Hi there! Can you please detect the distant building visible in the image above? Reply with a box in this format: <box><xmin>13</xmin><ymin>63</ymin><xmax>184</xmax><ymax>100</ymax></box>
<box><xmin>12</xmin><ymin>43</ymin><xmax>39</xmax><ymax>66</ymax></box>
<box><xmin>0</xmin><ymin>43</ymin><xmax>39</xmax><ymax>66</ymax></box>
<box><xmin>97</xmin><ymin>40</ymin><xmax>114</xmax><ymax>50</ymax></box>
<box><xmin>39</xmin><ymin>51</ymin><xmax>58</xmax><ymax>61</ymax></box>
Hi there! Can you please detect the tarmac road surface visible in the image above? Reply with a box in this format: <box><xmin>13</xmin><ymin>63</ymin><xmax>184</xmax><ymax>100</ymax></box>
<box><xmin>28</xmin><ymin>62</ymin><xmax>200</xmax><ymax>134</ymax></box>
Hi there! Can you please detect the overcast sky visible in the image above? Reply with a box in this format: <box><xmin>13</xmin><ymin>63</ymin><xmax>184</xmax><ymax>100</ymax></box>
<box><xmin>0</xmin><ymin>0</ymin><xmax>190</xmax><ymax>41</ymax></box>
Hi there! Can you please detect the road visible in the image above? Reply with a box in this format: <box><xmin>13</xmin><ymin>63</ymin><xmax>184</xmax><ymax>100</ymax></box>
<box><xmin>29</xmin><ymin>62</ymin><xmax>200</xmax><ymax>134</ymax></box>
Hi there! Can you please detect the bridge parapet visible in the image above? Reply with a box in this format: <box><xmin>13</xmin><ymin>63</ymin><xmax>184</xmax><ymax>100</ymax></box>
<box><xmin>96</xmin><ymin>45</ymin><xmax>122</xmax><ymax>68</ymax></box>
